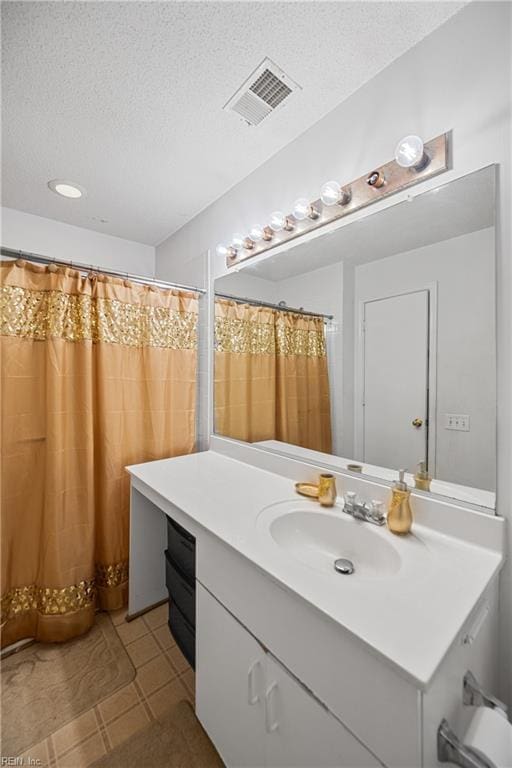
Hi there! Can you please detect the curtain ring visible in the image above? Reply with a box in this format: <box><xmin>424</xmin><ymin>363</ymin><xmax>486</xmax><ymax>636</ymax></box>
<box><xmin>47</xmin><ymin>262</ymin><xmax>58</xmax><ymax>273</ymax></box>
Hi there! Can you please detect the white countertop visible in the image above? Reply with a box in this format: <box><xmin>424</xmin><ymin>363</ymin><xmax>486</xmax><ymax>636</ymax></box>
<box><xmin>127</xmin><ymin>450</ymin><xmax>502</xmax><ymax>688</ymax></box>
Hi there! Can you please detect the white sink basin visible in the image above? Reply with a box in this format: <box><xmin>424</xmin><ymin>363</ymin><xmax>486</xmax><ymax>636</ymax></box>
<box><xmin>256</xmin><ymin>500</ymin><xmax>420</xmax><ymax>579</ymax></box>
<box><xmin>269</xmin><ymin>509</ymin><xmax>401</xmax><ymax>578</ymax></box>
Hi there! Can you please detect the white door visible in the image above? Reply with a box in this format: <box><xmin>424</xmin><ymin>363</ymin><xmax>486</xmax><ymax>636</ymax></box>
<box><xmin>196</xmin><ymin>584</ymin><xmax>265</xmax><ymax>768</ymax></box>
<box><xmin>265</xmin><ymin>654</ymin><xmax>381</xmax><ymax>768</ymax></box>
<box><xmin>362</xmin><ymin>290</ymin><xmax>429</xmax><ymax>472</ymax></box>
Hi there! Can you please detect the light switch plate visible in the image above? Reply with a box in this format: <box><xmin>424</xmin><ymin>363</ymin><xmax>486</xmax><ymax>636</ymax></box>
<box><xmin>444</xmin><ymin>413</ymin><xmax>470</xmax><ymax>431</ymax></box>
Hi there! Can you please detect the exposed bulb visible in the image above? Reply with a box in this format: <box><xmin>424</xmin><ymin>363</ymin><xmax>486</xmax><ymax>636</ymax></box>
<box><xmin>292</xmin><ymin>197</ymin><xmax>318</xmax><ymax>221</ymax></box>
<box><xmin>216</xmin><ymin>244</ymin><xmax>229</xmax><ymax>258</ymax></box>
<box><xmin>250</xmin><ymin>225</ymin><xmax>264</xmax><ymax>242</ymax></box>
<box><xmin>395</xmin><ymin>135</ymin><xmax>426</xmax><ymax>169</ymax></box>
<box><xmin>269</xmin><ymin>211</ymin><xmax>287</xmax><ymax>232</ymax></box>
<box><xmin>232</xmin><ymin>233</ymin><xmax>245</xmax><ymax>249</ymax></box>
<box><xmin>320</xmin><ymin>180</ymin><xmax>341</xmax><ymax>206</ymax></box>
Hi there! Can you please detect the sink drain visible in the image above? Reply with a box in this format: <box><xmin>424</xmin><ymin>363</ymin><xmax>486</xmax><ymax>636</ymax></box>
<box><xmin>334</xmin><ymin>558</ymin><xmax>354</xmax><ymax>575</ymax></box>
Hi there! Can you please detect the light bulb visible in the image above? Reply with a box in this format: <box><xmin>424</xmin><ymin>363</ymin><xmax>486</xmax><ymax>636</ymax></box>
<box><xmin>215</xmin><ymin>244</ymin><xmax>229</xmax><ymax>258</ymax></box>
<box><xmin>250</xmin><ymin>225</ymin><xmax>264</xmax><ymax>242</ymax></box>
<box><xmin>320</xmin><ymin>180</ymin><xmax>351</xmax><ymax>206</ymax></box>
<box><xmin>320</xmin><ymin>181</ymin><xmax>341</xmax><ymax>206</ymax></box>
<box><xmin>269</xmin><ymin>211</ymin><xmax>286</xmax><ymax>232</ymax></box>
<box><xmin>232</xmin><ymin>233</ymin><xmax>245</xmax><ymax>249</ymax></box>
<box><xmin>394</xmin><ymin>135</ymin><xmax>426</xmax><ymax>169</ymax></box>
<box><xmin>292</xmin><ymin>197</ymin><xmax>318</xmax><ymax>221</ymax></box>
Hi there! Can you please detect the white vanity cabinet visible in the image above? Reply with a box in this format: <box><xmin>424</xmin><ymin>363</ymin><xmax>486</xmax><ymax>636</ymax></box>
<box><xmin>196</xmin><ymin>582</ymin><xmax>265</xmax><ymax>767</ymax></box>
<box><xmin>197</xmin><ymin>583</ymin><xmax>381</xmax><ymax>768</ymax></box>
<box><xmin>127</xmin><ymin>452</ymin><xmax>503</xmax><ymax>768</ymax></box>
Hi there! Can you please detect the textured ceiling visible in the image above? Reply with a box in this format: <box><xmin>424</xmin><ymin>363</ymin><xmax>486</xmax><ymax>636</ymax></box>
<box><xmin>2</xmin><ymin>1</ymin><xmax>465</xmax><ymax>246</ymax></box>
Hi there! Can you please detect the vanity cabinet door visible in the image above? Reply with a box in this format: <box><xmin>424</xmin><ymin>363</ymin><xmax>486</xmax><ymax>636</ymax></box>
<box><xmin>265</xmin><ymin>654</ymin><xmax>381</xmax><ymax>768</ymax></box>
<box><xmin>196</xmin><ymin>583</ymin><xmax>265</xmax><ymax>768</ymax></box>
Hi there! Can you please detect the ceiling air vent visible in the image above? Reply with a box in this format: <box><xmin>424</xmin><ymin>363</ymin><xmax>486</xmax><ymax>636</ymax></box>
<box><xmin>224</xmin><ymin>58</ymin><xmax>301</xmax><ymax>126</ymax></box>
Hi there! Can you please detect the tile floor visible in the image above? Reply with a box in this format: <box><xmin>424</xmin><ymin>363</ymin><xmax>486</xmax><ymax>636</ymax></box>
<box><xmin>18</xmin><ymin>603</ymin><xmax>195</xmax><ymax>768</ymax></box>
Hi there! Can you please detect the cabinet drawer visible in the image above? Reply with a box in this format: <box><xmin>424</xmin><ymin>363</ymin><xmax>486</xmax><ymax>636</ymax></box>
<box><xmin>166</xmin><ymin>516</ymin><xmax>195</xmax><ymax>584</ymax></box>
<box><xmin>169</xmin><ymin>603</ymin><xmax>195</xmax><ymax>669</ymax></box>
<box><xmin>165</xmin><ymin>549</ymin><xmax>195</xmax><ymax>626</ymax></box>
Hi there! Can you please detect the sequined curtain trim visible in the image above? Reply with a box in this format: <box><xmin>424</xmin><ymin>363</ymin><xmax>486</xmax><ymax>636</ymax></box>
<box><xmin>1</xmin><ymin>580</ymin><xmax>96</xmax><ymax>622</ymax></box>
<box><xmin>0</xmin><ymin>559</ymin><xmax>129</xmax><ymax>622</ymax></box>
<box><xmin>215</xmin><ymin>316</ymin><xmax>275</xmax><ymax>355</ymax></box>
<box><xmin>95</xmin><ymin>560</ymin><xmax>129</xmax><ymax>589</ymax></box>
<box><xmin>215</xmin><ymin>315</ymin><xmax>326</xmax><ymax>357</ymax></box>
<box><xmin>0</xmin><ymin>286</ymin><xmax>197</xmax><ymax>349</ymax></box>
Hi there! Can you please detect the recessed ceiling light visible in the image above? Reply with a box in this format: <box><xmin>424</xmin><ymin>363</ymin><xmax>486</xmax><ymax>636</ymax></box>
<box><xmin>48</xmin><ymin>179</ymin><xmax>86</xmax><ymax>199</ymax></box>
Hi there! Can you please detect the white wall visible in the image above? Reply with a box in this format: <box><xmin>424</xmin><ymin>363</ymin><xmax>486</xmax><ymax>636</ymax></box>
<box><xmin>156</xmin><ymin>2</ymin><xmax>512</xmax><ymax>704</ymax></box>
<box><xmin>215</xmin><ymin>272</ymin><xmax>277</xmax><ymax>303</ymax></box>
<box><xmin>355</xmin><ymin>227</ymin><xmax>495</xmax><ymax>490</ymax></box>
<box><xmin>1</xmin><ymin>207</ymin><xmax>155</xmax><ymax>276</ymax></box>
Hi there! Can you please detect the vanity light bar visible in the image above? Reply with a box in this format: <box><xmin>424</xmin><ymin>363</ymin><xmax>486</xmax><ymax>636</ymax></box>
<box><xmin>220</xmin><ymin>132</ymin><xmax>450</xmax><ymax>268</ymax></box>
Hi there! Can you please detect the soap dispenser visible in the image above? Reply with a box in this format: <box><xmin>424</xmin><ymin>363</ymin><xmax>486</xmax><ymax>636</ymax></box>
<box><xmin>387</xmin><ymin>469</ymin><xmax>413</xmax><ymax>535</ymax></box>
<box><xmin>414</xmin><ymin>460</ymin><xmax>432</xmax><ymax>492</ymax></box>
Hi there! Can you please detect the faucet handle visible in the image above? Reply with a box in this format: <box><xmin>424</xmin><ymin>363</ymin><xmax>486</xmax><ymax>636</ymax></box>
<box><xmin>344</xmin><ymin>491</ymin><xmax>357</xmax><ymax>508</ymax></box>
<box><xmin>369</xmin><ymin>500</ymin><xmax>386</xmax><ymax>524</ymax></box>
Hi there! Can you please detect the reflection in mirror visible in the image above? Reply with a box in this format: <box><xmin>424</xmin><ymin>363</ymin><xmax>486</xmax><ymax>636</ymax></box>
<box><xmin>214</xmin><ymin>166</ymin><xmax>496</xmax><ymax>510</ymax></box>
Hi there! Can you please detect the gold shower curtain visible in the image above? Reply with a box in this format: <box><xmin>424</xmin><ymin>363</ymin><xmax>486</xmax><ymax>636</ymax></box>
<box><xmin>0</xmin><ymin>260</ymin><xmax>198</xmax><ymax>647</ymax></box>
<box><xmin>214</xmin><ymin>300</ymin><xmax>277</xmax><ymax>443</ymax></box>
<box><xmin>214</xmin><ymin>299</ymin><xmax>332</xmax><ymax>453</ymax></box>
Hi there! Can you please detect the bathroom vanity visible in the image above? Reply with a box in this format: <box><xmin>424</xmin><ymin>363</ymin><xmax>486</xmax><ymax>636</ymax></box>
<box><xmin>127</xmin><ymin>442</ymin><xmax>504</xmax><ymax>768</ymax></box>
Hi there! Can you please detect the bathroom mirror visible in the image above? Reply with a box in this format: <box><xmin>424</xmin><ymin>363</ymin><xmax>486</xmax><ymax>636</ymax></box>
<box><xmin>213</xmin><ymin>165</ymin><xmax>497</xmax><ymax>510</ymax></box>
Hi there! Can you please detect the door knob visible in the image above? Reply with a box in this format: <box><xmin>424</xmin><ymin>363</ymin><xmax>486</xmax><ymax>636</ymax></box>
<box><xmin>412</xmin><ymin>418</ymin><xmax>423</xmax><ymax>428</ymax></box>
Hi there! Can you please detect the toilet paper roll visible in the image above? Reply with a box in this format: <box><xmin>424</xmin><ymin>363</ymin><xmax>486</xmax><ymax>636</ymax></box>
<box><xmin>464</xmin><ymin>706</ymin><xmax>512</xmax><ymax>768</ymax></box>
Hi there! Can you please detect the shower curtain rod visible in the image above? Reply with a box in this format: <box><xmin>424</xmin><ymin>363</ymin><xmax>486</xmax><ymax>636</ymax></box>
<box><xmin>215</xmin><ymin>291</ymin><xmax>334</xmax><ymax>321</ymax></box>
<box><xmin>0</xmin><ymin>247</ymin><xmax>207</xmax><ymax>294</ymax></box>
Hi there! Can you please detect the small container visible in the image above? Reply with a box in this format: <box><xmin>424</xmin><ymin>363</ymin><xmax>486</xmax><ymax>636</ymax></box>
<box><xmin>414</xmin><ymin>460</ymin><xmax>432</xmax><ymax>492</ymax></box>
<box><xmin>387</xmin><ymin>469</ymin><xmax>413</xmax><ymax>535</ymax></box>
<box><xmin>318</xmin><ymin>474</ymin><xmax>337</xmax><ymax>507</ymax></box>
<box><xmin>295</xmin><ymin>482</ymin><xmax>319</xmax><ymax>499</ymax></box>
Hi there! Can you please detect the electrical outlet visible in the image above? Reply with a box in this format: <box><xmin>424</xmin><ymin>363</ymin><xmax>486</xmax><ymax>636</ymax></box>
<box><xmin>444</xmin><ymin>413</ymin><xmax>470</xmax><ymax>431</ymax></box>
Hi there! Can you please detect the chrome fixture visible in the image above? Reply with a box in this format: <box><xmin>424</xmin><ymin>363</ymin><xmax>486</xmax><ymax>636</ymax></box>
<box><xmin>342</xmin><ymin>493</ymin><xmax>386</xmax><ymax>526</ymax></box>
<box><xmin>0</xmin><ymin>247</ymin><xmax>206</xmax><ymax>294</ymax></box>
<box><xmin>334</xmin><ymin>558</ymin><xmax>354</xmax><ymax>575</ymax></box>
<box><xmin>222</xmin><ymin>132</ymin><xmax>450</xmax><ymax>268</ymax></box>
<box><xmin>463</xmin><ymin>671</ymin><xmax>508</xmax><ymax>714</ymax></box>
<box><xmin>438</xmin><ymin>720</ymin><xmax>493</xmax><ymax>768</ymax></box>
<box><xmin>438</xmin><ymin>672</ymin><xmax>507</xmax><ymax>768</ymax></box>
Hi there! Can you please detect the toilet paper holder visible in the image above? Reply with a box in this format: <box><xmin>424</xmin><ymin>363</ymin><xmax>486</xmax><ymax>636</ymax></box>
<box><xmin>438</xmin><ymin>671</ymin><xmax>508</xmax><ymax>768</ymax></box>
<box><xmin>463</xmin><ymin>671</ymin><xmax>507</xmax><ymax>714</ymax></box>
<box><xmin>438</xmin><ymin>719</ymin><xmax>494</xmax><ymax>768</ymax></box>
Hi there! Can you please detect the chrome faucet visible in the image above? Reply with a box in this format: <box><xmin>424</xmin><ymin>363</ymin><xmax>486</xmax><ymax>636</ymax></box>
<box><xmin>342</xmin><ymin>492</ymin><xmax>386</xmax><ymax>526</ymax></box>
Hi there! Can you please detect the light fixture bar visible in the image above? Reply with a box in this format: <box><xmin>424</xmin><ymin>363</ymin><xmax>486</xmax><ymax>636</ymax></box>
<box><xmin>226</xmin><ymin>132</ymin><xmax>449</xmax><ymax>268</ymax></box>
